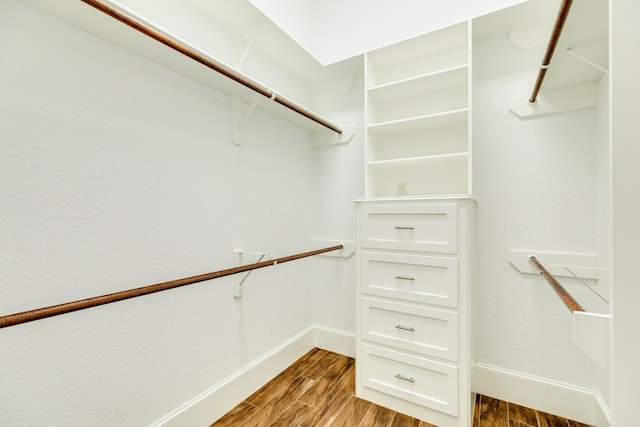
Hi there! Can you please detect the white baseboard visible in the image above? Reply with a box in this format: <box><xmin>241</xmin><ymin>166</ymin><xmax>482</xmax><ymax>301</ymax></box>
<box><xmin>153</xmin><ymin>334</ymin><xmax>612</xmax><ymax>427</ymax></box>
<box><xmin>152</xmin><ymin>325</ymin><xmax>355</xmax><ymax>427</ymax></box>
<box><xmin>473</xmin><ymin>363</ymin><xmax>610</xmax><ymax>427</ymax></box>
<box><xmin>313</xmin><ymin>325</ymin><xmax>356</xmax><ymax>358</ymax></box>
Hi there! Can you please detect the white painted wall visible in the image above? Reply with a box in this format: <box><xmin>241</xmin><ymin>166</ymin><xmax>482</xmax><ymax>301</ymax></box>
<box><xmin>311</xmin><ymin>72</ymin><xmax>365</xmax><ymax>334</ymax></box>
<box><xmin>610</xmin><ymin>0</ymin><xmax>640</xmax><ymax>424</ymax></box>
<box><xmin>472</xmin><ymin>30</ymin><xmax>607</xmax><ymax>394</ymax></box>
<box><xmin>5</xmin><ymin>0</ymin><xmax>637</xmax><ymax>425</ymax></box>
<box><xmin>248</xmin><ymin>0</ymin><xmax>529</xmax><ymax>65</ymax></box>
<box><xmin>0</xmin><ymin>1</ymin><xmax>325</xmax><ymax>425</ymax></box>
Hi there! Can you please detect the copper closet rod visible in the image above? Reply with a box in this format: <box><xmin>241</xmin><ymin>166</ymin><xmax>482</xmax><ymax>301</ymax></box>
<box><xmin>529</xmin><ymin>255</ymin><xmax>585</xmax><ymax>313</ymax></box>
<box><xmin>80</xmin><ymin>0</ymin><xmax>342</xmax><ymax>135</ymax></box>
<box><xmin>0</xmin><ymin>244</ymin><xmax>343</xmax><ymax>329</ymax></box>
<box><xmin>529</xmin><ymin>0</ymin><xmax>574</xmax><ymax>103</ymax></box>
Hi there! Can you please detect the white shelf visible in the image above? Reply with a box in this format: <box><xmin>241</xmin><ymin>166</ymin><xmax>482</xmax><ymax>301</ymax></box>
<box><xmin>367</xmin><ymin>22</ymin><xmax>468</xmax><ymax>87</ymax></box>
<box><xmin>368</xmin><ymin>109</ymin><xmax>468</xmax><ymax>135</ymax></box>
<box><xmin>367</xmin><ymin>65</ymin><xmax>468</xmax><ymax>102</ymax></box>
<box><xmin>367</xmin><ymin>153</ymin><xmax>469</xmax><ymax>198</ymax></box>
<box><xmin>19</xmin><ymin>0</ymin><xmax>339</xmax><ymax>134</ymax></box>
<box><xmin>566</xmin><ymin>40</ymin><xmax>609</xmax><ymax>74</ymax></box>
<box><xmin>364</xmin><ymin>20</ymin><xmax>471</xmax><ymax>199</ymax></box>
<box><xmin>368</xmin><ymin>152</ymin><xmax>468</xmax><ymax>169</ymax></box>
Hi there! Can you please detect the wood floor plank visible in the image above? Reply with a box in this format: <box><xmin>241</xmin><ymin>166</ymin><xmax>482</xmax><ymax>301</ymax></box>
<box><xmin>389</xmin><ymin>412</ymin><xmax>421</xmax><ymax>427</ymax></box>
<box><xmin>298</xmin><ymin>354</ymin><xmax>353</xmax><ymax>406</ymax></box>
<box><xmin>537</xmin><ymin>411</ymin><xmax>569</xmax><ymax>427</ymax></box>
<box><xmin>302</xmin><ymin>351</ymin><xmax>344</xmax><ymax>381</ymax></box>
<box><xmin>209</xmin><ymin>400</ymin><xmax>258</xmax><ymax>427</ymax></box>
<box><xmin>242</xmin><ymin>376</ymin><xmax>315</xmax><ymax>427</ymax></box>
<box><xmin>269</xmin><ymin>400</ymin><xmax>314</xmax><ymax>427</ymax></box>
<box><xmin>329</xmin><ymin>396</ymin><xmax>372</xmax><ymax>427</ymax></box>
<box><xmin>212</xmin><ymin>354</ymin><xmax>597</xmax><ymax>427</ymax></box>
<box><xmin>568</xmin><ymin>421</ymin><xmax>593</xmax><ymax>427</ymax></box>
<box><xmin>478</xmin><ymin>395</ymin><xmax>509</xmax><ymax>427</ymax></box>
<box><xmin>508</xmin><ymin>402</ymin><xmax>538</xmax><ymax>426</ymax></box>
<box><xmin>246</xmin><ymin>348</ymin><xmax>327</xmax><ymax>407</ymax></box>
<box><xmin>288</xmin><ymin>347</ymin><xmax>331</xmax><ymax>379</ymax></box>
<box><xmin>299</xmin><ymin>359</ymin><xmax>356</xmax><ymax>427</ymax></box>
<box><xmin>359</xmin><ymin>403</ymin><xmax>396</xmax><ymax>427</ymax></box>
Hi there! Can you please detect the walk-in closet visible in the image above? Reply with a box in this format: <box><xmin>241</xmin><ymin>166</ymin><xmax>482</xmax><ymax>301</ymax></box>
<box><xmin>1</xmin><ymin>0</ymin><xmax>638</xmax><ymax>426</ymax></box>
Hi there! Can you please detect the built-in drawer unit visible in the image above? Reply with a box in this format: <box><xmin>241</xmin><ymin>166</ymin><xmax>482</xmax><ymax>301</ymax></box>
<box><xmin>360</xmin><ymin>204</ymin><xmax>458</xmax><ymax>252</ymax></box>
<box><xmin>361</xmin><ymin>251</ymin><xmax>458</xmax><ymax>307</ymax></box>
<box><xmin>356</xmin><ymin>197</ymin><xmax>473</xmax><ymax>426</ymax></box>
<box><xmin>361</xmin><ymin>297</ymin><xmax>458</xmax><ymax>361</ymax></box>
<box><xmin>360</xmin><ymin>343</ymin><xmax>458</xmax><ymax>417</ymax></box>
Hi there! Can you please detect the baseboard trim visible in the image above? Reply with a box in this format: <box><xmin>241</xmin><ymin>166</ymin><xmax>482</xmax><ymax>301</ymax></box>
<box><xmin>473</xmin><ymin>363</ymin><xmax>610</xmax><ymax>427</ymax></box>
<box><xmin>313</xmin><ymin>325</ymin><xmax>356</xmax><ymax>358</ymax></box>
<box><xmin>153</xmin><ymin>335</ymin><xmax>611</xmax><ymax>427</ymax></box>
<box><xmin>151</xmin><ymin>325</ymin><xmax>355</xmax><ymax>427</ymax></box>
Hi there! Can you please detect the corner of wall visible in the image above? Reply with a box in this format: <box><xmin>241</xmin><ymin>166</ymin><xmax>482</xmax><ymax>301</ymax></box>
<box><xmin>151</xmin><ymin>325</ymin><xmax>355</xmax><ymax>426</ymax></box>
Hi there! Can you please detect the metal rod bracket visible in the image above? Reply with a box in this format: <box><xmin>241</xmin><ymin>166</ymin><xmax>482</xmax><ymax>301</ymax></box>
<box><xmin>233</xmin><ymin>250</ymin><xmax>271</xmax><ymax>298</ymax></box>
<box><xmin>232</xmin><ymin>95</ymin><xmax>261</xmax><ymax>145</ymax></box>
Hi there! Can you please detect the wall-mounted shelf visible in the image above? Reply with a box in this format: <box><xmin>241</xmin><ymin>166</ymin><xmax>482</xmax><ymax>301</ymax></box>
<box><xmin>502</xmin><ymin>0</ymin><xmax>608</xmax><ymax>117</ymax></box>
<box><xmin>513</xmin><ymin>252</ymin><xmax>610</xmax><ymax>371</ymax></box>
<box><xmin>19</xmin><ymin>0</ymin><xmax>342</xmax><ymax>135</ymax></box>
<box><xmin>566</xmin><ymin>40</ymin><xmax>609</xmax><ymax>74</ymax></box>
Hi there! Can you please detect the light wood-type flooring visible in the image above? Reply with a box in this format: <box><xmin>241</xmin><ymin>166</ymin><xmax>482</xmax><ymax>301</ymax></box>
<box><xmin>211</xmin><ymin>348</ymin><xmax>594</xmax><ymax>427</ymax></box>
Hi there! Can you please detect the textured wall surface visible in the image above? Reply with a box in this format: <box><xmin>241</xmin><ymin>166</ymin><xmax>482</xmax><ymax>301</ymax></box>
<box><xmin>0</xmin><ymin>1</ymin><xmax>323</xmax><ymax>425</ymax></box>
<box><xmin>471</xmin><ymin>33</ymin><xmax>608</xmax><ymax>391</ymax></box>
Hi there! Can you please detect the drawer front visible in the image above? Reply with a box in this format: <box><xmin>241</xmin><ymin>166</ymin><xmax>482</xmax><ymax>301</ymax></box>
<box><xmin>361</xmin><ymin>297</ymin><xmax>458</xmax><ymax>361</ymax></box>
<box><xmin>360</xmin><ymin>343</ymin><xmax>458</xmax><ymax>416</ymax></box>
<box><xmin>361</xmin><ymin>251</ymin><xmax>458</xmax><ymax>307</ymax></box>
<box><xmin>361</xmin><ymin>204</ymin><xmax>458</xmax><ymax>253</ymax></box>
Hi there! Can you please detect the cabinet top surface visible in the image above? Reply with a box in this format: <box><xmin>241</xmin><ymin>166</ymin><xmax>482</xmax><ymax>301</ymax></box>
<box><xmin>354</xmin><ymin>196</ymin><xmax>476</xmax><ymax>203</ymax></box>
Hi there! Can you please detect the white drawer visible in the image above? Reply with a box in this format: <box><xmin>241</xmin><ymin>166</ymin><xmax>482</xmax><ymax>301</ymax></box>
<box><xmin>361</xmin><ymin>251</ymin><xmax>458</xmax><ymax>308</ymax></box>
<box><xmin>360</xmin><ymin>343</ymin><xmax>458</xmax><ymax>416</ymax></box>
<box><xmin>361</xmin><ymin>297</ymin><xmax>458</xmax><ymax>361</ymax></box>
<box><xmin>360</xmin><ymin>204</ymin><xmax>458</xmax><ymax>253</ymax></box>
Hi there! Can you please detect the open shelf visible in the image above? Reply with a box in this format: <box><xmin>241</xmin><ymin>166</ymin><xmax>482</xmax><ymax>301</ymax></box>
<box><xmin>364</xmin><ymin>20</ymin><xmax>471</xmax><ymax>198</ymax></box>
<box><xmin>566</xmin><ymin>40</ymin><xmax>609</xmax><ymax>74</ymax></box>
<box><xmin>368</xmin><ymin>65</ymin><xmax>469</xmax><ymax>99</ymax></box>
<box><xmin>368</xmin><ymin>152</ymin><xmax>468</xmax><ymax>169</ymax></box>
<box><xmin>366</xmin><ymin>22</ymin><xmax>468</xmax><ymax>87</ymax></box>
<box><xmin>367</xmin><ymin>154</ymin><xmax>469</xmax><ymax>198</ymax></box>
<box><xmin>19</xmin><ymin>0</ymin><xmax>341</xmax><ymax>134</ymax></box>
<box><xmin>368</xmin><ymin>108</ymin><xmax>468</xmax><ymax>135</ymax></box>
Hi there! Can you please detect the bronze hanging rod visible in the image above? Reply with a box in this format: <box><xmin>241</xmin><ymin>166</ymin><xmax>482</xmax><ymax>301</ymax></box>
<box><xmin>80</xmin><ymin>0</ymin><xmax>343</xmax><ymax>134</ymax></box>
<box><xmin>529</xmin><ymin>255</ymin><xmax>585</xmax><ymax>313</ymax></box>
<box><xmin>529</xmin><ymin>0</ymin><xmax>574</xmax><ymax>103</ymax></box>
<box><xmin>0</xmin><ymin>244</ymin><xmax>343</xmax><ymax>329</ymax></box>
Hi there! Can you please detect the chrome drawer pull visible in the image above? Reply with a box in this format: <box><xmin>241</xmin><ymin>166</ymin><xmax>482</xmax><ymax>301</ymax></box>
<box><xmin>394</xmin><ymin>275</ymin><xmax>415</xmax><ymax>281</ymax></box>
<box><xmin>395</xmin><ymin>324</ymin><xmax>415</xmax><ymax>332</ymax></box>
<box><xmin>395</xmin><ymin>374</ymin><xmax>415</xmax><ymax>383</ymax></box>
<box><xmin>394</xmin><ymin>226</ymin><xmax>415</xmax><ymax>230</ymax></box>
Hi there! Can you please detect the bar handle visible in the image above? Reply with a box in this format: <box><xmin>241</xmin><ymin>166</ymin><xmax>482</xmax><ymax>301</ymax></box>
<box><xmin>395</xmin><ymin>324</ymin><xmax>415</xmax><ymax>332</ymax></box>
<box><xmin>395</xmin><ymin>374</ymin><xmax>415</xmax><ymax>383</ymax></box>
<box><xmin>394</xmin><ymin>226</ymin><xmax>415</xmax><ymax>230</ymax></box>
<box><xmin>395</xmin><ymin>276</ymin><xmax>415</xmax><ymax>281</ymax></box>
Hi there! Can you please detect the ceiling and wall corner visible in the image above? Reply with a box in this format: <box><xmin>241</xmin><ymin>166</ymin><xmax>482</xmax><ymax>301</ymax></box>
<box><xmin>246</xmin><ymin>0</ymin><xmax>530</xmax><ymax>65</ymax></box>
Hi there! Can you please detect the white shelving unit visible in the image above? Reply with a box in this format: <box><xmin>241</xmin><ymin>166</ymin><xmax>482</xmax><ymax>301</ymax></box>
<box><xmin>364</xmin><ymin>22</ymin><xmax>471</xmax><ymax>198</ymax></box>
